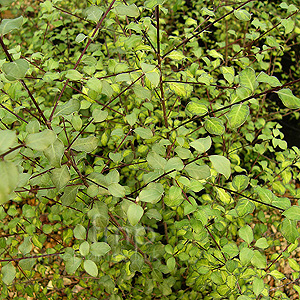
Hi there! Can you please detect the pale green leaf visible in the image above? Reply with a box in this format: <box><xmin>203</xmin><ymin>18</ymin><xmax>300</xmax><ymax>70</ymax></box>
<box><xmin>185</xmin><ymin>163</ymin><xmax>210</xmax><ymax>180</ymax></box>
<box><xmin>79</xmin><ymin>241</ymin><xmax>90</xmax><ymax>256</ymax></box>
<box><xmin>84</xmin><ymin>259</ymin><xmax>98</xmax><ymax>277</ymax></box>
<box><xmin>232</xmin><ymin>175</ymin><xmax>249</xmax><ymax>191</ymax></box>
<box><xmin>0</xmin><ymin>161</ymin><xmax>19</xmax><ymax>204</ymax></box>
<box><xmin>0</xmin><ymin>16</ymin><xmax>23</xmax><ymax>35</ymax></box>
<box><xmin>90</xmin><ymin>242</ymin><xmax>111</xmax><ymax>256</ymax></box>
<box><xmin>185</xmin><ymin>102</ymin><xmax>208</xmax><ymax>116</ymax></box>
<box><xmin>134</xmin><ymin>127</ymin><xmax>153</xmax><ymax>139</ymax></box>
<box><xmin>115</xmin><ymin>3</ymin><xmax>140</xmax><ymax>18</ymax></box>
<box><xmin>276</xmin><ymin>88</ymin><xmax>300</xmax><ymax>109</ymax></box>
<box><xmin>253</xmin><ymin>277</ymin><xmax>264</xmax><ymax>296</ymax></box>
<box><xmin>281</xmin><ymin>218</ymin><xmax>299</xmax><ymax>243</ymax></box>
<box><xmin>164</xmin><ymin>157</ymin><xmax>184</xmax><ymax>172</ymax></box>
<box><xmin>44</xmin><ymin>138</ymin><xmax>64</xmax><ymax>168</ymax></box>
<box><xmin>238</xmin><ymin>225</ymin><xmax>253</xmax><ymax>244</ymax></box>
<box><xmin>84</xmin><ymin>5</ymin><xmax>103</xmax><ymax>22</ymax></box>
<box><xmin>108</xmin><ymin>183</ymin><xmax>125</xmax><ymax>198</ymax></box>
<box><xmin>54</xmin><ymin>99</ymin><xmax>80</xmax><ymax>118</ymax></box>
<box><xmin>92</xmin><ymin>109</ymin><xmax>108</xmax><ymax>123</ymax></box>
<box><xmin>147</xmin><ymin>151</ymin><xmax>166</xmax><ymax>170</ymax></box>
<box><xmin>127</xmin><ymin>203</ymin><xmax>144</xmax><ymax>226</ymax></box>
<box><xmin>65</xmin><ymin>257</ymin><xmax>82</xmax><ymax>274</ymax></box>
<box><xmin>239</xmin><ymin>67</ymin><xmax>257</xmax><ymax>92</ymax></box>
<box><xmin>255</xmin><ymin>238</ymin><xmax>269</xmax><ymax>249</ymax></box>
<box><xmin>139</xmin><ymin>182</ymin><xmax>164</xmax><ymax>203</ymax></box>
<box><xmin>2</xmin><ymin>59</ymin><xmax>29</xmax><ymax>81</ymax></box>
<box><xmin>74</xmin><ymin>224</ymin><xmax>86</xmax><ymax>240</ymax></box>
<box><xmin>209</xmin><ymin>155</ymin><xmax>231</xmax><ymax>179</ymax></box>
<box><xmin>51</xmin><ymin>165</ymin><xmax>70</xmax><ymax>190</ymax></box>
<box><xmin>0</xmin><ymin>130</ymin><xmax>16</xmax><ymax>153</ymax></box>
<box><xmin>234</xmin><ymin>9</ymin><xmax>251</xmax><ymax>21</ymax></box>
<box><xmin>26</xmin><ymin>129</ymin><xmax>56</xmax><ymax>151</ymax></box>
<box><xmin>87</xmin><ymin>78</ymin><xmax>102</xmax><ymax>93</ymax></box>
<box><xmin>65</xmin><ymin>70</ymin><xmax>83</xmax><ymax>81</ymax></box>
<box><xmin>283</xmin><ymin>206</ymin><xmax>300</xmax><ymax>220</ymax></box>
<box><xmin>204</xmin><ymin>117</ymin><xmax>225</xmax><ymax>135</ymax></box>
<box><xmin>19</xmin><ymin>236</ymin><xmax>32</xmax><ymax>255</ymax></box>
<box><xmin>226</xmin><ymin>104</ymin><xmax>249</xmax><ymax>129</ymax></box>
<box><xmin>190</xmin><ymin>136</ymin><xmax>211</xmax><ymax>153</ymax></box>
<box><xmin>1</xmin><ymin>262</ymin><xmax>16</xmax><ymax>285</ymax></box>
<box><xmin>71</xmin><ymin>136</ymin><xmax>99</xmax><ymax>153</ymax></box>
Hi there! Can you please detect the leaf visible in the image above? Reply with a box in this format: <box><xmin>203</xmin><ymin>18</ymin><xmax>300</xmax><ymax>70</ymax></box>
<box><xmin>134</xmin><ymin>127</ymin><xmax>153</xmax><ymax>139</ymax></box>
<box><xmin>226</xmin><ymin>104</ymin><xmax>249</xmax><ymax>129</ymax></box>
<box><xmin>108</xmin><ymin>183</ymin><xmax>125</xmax><ymax>198</ymax></box>
<box><xmin>74</xmin><ymin>224</ymin><xmax>86</xmax><ymax>240</ymax></box>
<box><xmin>1</xmin><ymin>262</ymin><xmax>16</xmax><ymax>285</ymax></box>
<box><xmin>92</xmin><ymin>109</ymin><xmax>108</xmax><ymax>123</ymax></box>
<box><xmin>166</xmin><ymin>50</ymin><xmax>186</xmax><ymax>61</ymax></box>
<box><xmin>139</xmin><ymin>182</ymin><xmax>164</xmax><ymax>203</ymax></box>
<box><xmin>257</xmin><ymin>72</ymin><xmax>281</xmax><ymax>87</ymax></box>
<box><xmin>145</xmin><ymin>70</ymin><xmax>160</xmax><ymax>87</ymax></box>
<box><xmin>238</xmin><ymin>225</ymin><xmax>253</xmax><ymax>244</ymax></box>
<box><xmin>2</xmin><ymin>59</ymin><xmax>29</xmax><ymax>81</ymax></box>
<box><xmin>235</xmin><ymin>198</ymin><xmax>255</xmax><ymax>217</ymax></box>
<box><xmin>168</xmin><ymin>82</ymin><xmax>193</xmax><ymax>97</ymax></box>
<box><xmin>222</xmin><ymin>243</ymin><xmax>239</xmax><ymax>258</ymax></box>
<box><xmin>256</xmin><ymin>187</ymin><xmax>275</xmax><ymax>204</ymax></box>
<box><xmin>165</xmin><ymin>185</ymin><xmax>184</xmax><ymax>207</ymax></box>
<box><xmin>54</xmin><ymin>99</ymin><xmax>80</xmax><ymax>118</ymax></box>
<box><xmin>79</xmin><ymin>241</ymin><xmax>90</xmax><ymax>256</ymax></box>
<box><xmin>130</xmin><ymin>252</ymin><xmax>144</xmax><ymax>272</ymax></box>
<box><xmin>147</xmin><ymin>151</ymin><xmax>166</xmax><ymax>170</ymax></box>
<box><xmin>0</xmin><ymin>161</ymin><xmax>19</xmax><ymax>204</ymax></box>
<box><xmin>65</xmin><ymin>257</ymin><xmax>82</xmax><ymax>274</ymax></box>
<box><xmin>164</xmin><ymin>157</ymin><xmax>184</xmax><ymax>172</ymax></box>
<box><xmin>240</xmin><ymin>247</ymin><xmax>254</xmax><ymax>265</ymax></box>
<box><xmin>0</xmin><ymin>16</ymin><xmax>23</xmax><ymax>35</ymax></box>
<box><xmin>44</xmin><ymin>139</ymin><xmax>64</xmax><ymax>168</ymax></box>
<box><xmin>75</xmin><ymin>33</ymin><xmax>86</xmax><ymax>43</ymax></box>
<box><xmin>209</xmin><ymin>155</ymin><xmax>231</xmax><ymax>179</ymax></box>
<box><xmin>281</xmin><ymin>218</ymin><xmax>299</xmax><ymax>243</ymax></box>
<box><xmin>19</xmin><ymin>236</ymin><xmax>32</xmax><ymax>255</ymax></box>
<box><xmin>204</xmin><ymin>117</ymin><xmax>225</xmax><ymax>135</ymax></box>
<box><xmin>0</xmin><ymin>130</ymin><xmax>16</xmax><ymax>153</ymax></box>
<box><xmin>239</xmin><ymin>67</ymin><xmax>257</xmax><ymax>92</ymax></box>
<box><xmin>61</xmin><ymin>186</ymin><xmax>78</xmax><ymax>206</ymax></box>
<box><xmin>276</xmin><ymin>89</ymin><xmax>300</xmax><ymax>109</ymax></box>
<box><xmin>51</xmin><ymin>165</ymin><xmax>70</xmax><ymax>190</ymax></box>
<box><xmin>185</xmin><ymin>163</ymin><xmax>210</xmax><ymax>180</ymax></box>
<box><xmin>190</xmin><ymin>136</ymin><xmax>212</xmax><ymax>153</ymax></box>
<box><xmin>84</xmin><ymin>260</ymin><xmax>98</xmax><ymax>277</ymax></box>
<box><xmin>115</xmin><ymin>4</ymin><xmax>140</xmax><ymax>18</ymax></box>
<box><xmin>234</xmin><ymin>9</ymin><xmax>251</xmax><ymax>21</ymax></box>
<box><xmin>90</xmin><ymin>242</ymin><xmax>111</xmax><ymax>256</ymax></box>
<box><xmin>127</xmin><ymin>203</ymin><xmax>144</xmax><ymax>226</ymax></box>
<box><xmin>251</xmin><ymin>250</ymin><xmax>267</xmax><ymax>269</ymax></box>
<box><xmin>84</xmin><ymin>5</ymin><xmax>103</xmax><ymax>22</ymax></box>
<box><xmin>253</xmin><ymin>277</ymin><xmax>264</xmax><ymax>296</ymax></box>
<box><xmin>26</xmin><ymin>129</ymin><xmax>57</xmax><ymax>151</ymax></box>
<box><xmin>232</xmin><ymin>175</ymin><xmax>249</xmax><ymax>191</ymax></box>
<box><xmin>283</xmin><ymin>206</ymin><xmax>300</xmax><ymax>220</ymax></box>
<box><xmin>255</xmin><ymin>238</ymin><xmax>269</xmax><ymax>249</ymax></box>
<box><xmin>167</xmin><ymin>257</ymin><xmax>176</xmax><ymax>271</ymax></box>
<box><xmin>185</xmin><ymin>102</ymin><xmax>208</xmax><ymax>116</ymax></box>
<box><xmin>65</xmin><ymin>70</ymin><xmax>83</xmax><ymax>81</ymax></box>
<box><xmin>71</xmin><ymin>136</ymin><xmax>99</xmax><ymax>153</ymax></box>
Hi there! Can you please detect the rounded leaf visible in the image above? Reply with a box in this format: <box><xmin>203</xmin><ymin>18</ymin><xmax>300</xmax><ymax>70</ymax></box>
<box><xmin>204</xmin><ymin>117</ymin><xmax>225</xmax><ymax>135</ymax></box>
<box><xmin>127</xmin><ymin>203</ymin><xmax>144</xmax><ymax>226</ymax></box>
<box><xmin>84</xmin><ymin>259</ymin><xmax>98</xmax><ymax>277</ymax></box>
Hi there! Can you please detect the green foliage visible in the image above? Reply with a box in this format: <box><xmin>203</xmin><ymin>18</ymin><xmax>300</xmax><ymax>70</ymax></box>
<box><xmin>1</xmin><ymin>0</ymin><xmax>300</xmax><ymax>299</ymax></box>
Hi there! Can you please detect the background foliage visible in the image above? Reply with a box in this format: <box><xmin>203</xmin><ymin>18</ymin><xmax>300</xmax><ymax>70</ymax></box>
<box><xmin>1</xmin><ymin>0</ymin><xmax>300</xmax><ymax>299</ymax></box>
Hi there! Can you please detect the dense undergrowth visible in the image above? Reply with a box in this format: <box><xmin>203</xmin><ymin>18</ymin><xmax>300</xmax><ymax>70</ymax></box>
<box><xmin>0</xmin><ymin>0</ymin><xmax>300</xmax><ymax>299</ymax></box>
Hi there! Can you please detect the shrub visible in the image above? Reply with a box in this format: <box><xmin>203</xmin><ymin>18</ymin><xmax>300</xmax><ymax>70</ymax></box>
<box><xmin>0</xmin><ymin>0</ymin><xmax>300</xmax><ymax>299</ymax></box>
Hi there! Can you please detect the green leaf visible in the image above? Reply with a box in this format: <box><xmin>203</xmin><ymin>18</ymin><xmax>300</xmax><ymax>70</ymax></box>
<box><xmin>277</xmin><ymin>89</ymin><xmax>300</xmax><ymax>109</ymax></box>
<box><xmin>238</xmin><ymin>225</ymin><xmax>253</xmax><ymax>244</ymax></box>
<box><xmin>145</xmin><ymin>70</ymin><xmax>160</xmax><ymax>87</ymax></box>
<box><xmin>281</xmin><ymin>18</ymin><xmax>294</xmax><ymax>34</ymax></box>
<box><xmin>92</xmin><ymin>109</ymin><xmax>108</xmax><ymax>123</ymax></box>
<box><xmin>79</xmin><ymin>241</ymin><xmax>90</xmax><ymax>256</ymax></box>
<box><xmin>185</xmin><ymin>101</ymin><xmax>208</xmax><ymax>116</ymax></box>
<box><xmin>127</xmin><ymin>203</ymin><xmax>144</xmax><ymax>226</ymax></box>
<box><xmin>65</xmin><ymin>257</ymin><xmax>82</xmax><ymax>274</ymax></box>
<box><xmin>75</xmin><ymin>33</ymin><xmax>86</xmax><ymax>43</ymax></box>
<box><xmin>226</xmin><ymin>103</ymin><xmax>249</xmax><ymax>129</ymax></box>
<box><xmin>240</xmin><ymin>247</ymin><xmax>254</xmax><ymax>265</ymax></box>
<box><xmin>26</xmin><ymin>129</ymin><xmax>56</xmax><ymax>151</ymax></box>
<box><xmin>84</xmin><ymin>5</ymin><xmax>103</xmax><ymax>22</ymax></box>
<box><xmin>1</xmin><ymin>262</ymin><xmax>16</xmax><ymax>285</ymax></box>
<box><xmin>164</xmin><ymin>186</ymin><xmax>183</xmax><ymax>207</ymax></box>
<box><xmin>185</xmin><ymin>163</ymin><xmax>210</xmax><ymax>180</ymax></box>
<box><xmin>222</xmin><ymin>243</ymin><xmax>239</xmax><ymax>258</ymax></box>
<box><xmin>235</xmin><ymin>198</ymin><xmax>255</xmax><ymax>217</ymax></box>
<box><xmin>167</xmin><ymin>257</ymin><xmax>176</xmax><ymax>272</ymax></box>
<box><xmin>166</xmin><ymin>50</ymin><xmax>186</xmax><ymax>61</ymax></box>
<box><xmin>281</xmin><ymin>218</ymin><xmax>299</xmax><ymax>243</ymax></box>
<box><xmin>164</xmin><ymin>157</ymin><xmax>184</xmax><ymax>172</ymax></box>
<box><xmin>19</xmin><ymin>236</ymin><xmax>32</xmax><ymax>255</ymax></box>
<box><xmin>139</xmin><ymin>182</ymin><xmax>164</xmax><ymax>203</ymax></box>
<box><xmin>232</xmin><ymin>175</ymin><xmax>249</xmax><ymax>191</ymax></box>
<box><xmin>146</xmin><ymin>209</ymin><xmax>162</xmax><ymax>220</ymax></box>
<box><xmin>44</xmin><ymin>139</ymin><xmax>64</xmax><ymax>168</ymax></box>
<box><xmin>134</xmin><ymin>127</ymin><xmax>153</xmax><ymax>139</ymax></box>
<box><xmin>115</xmin><ymin>4</ymin><xmax>140</xmax><ymax>18</ymax></box>
<box><xmin>61</xmin><ymin>186</ymin><xmax>78</xmax><ymax>206</ymax></box>
<box><xmin>168</xmin><ymin>82</ymin><xmax>193</xmax><ymax>97</ymax></box>
<box><xmin>90</xmin><ymin>242</ymin><xmax>111</xmax><ymax>256</ymax></box>
<box><xmin>74</xmin><ymin>224</ymin><xmax>86</xmax><ymax>240</ymax></box>
<box><xmin>251</xmin><ymin>250</ymin><xmax>267</xmax><ymax>269</ymax></box>
<box><xmin>253</xmin><ymin>277</ymin><xmax>264</xmax><ymax>296</ymax></box>
<box><xmin>54</xmin><ymin>99</ymin><xmax>80</xmax><ymax>118</ymax></box>
<box><xmin>257</xmin><ymin>72</ymin><xmax>281</xmax><ymax>87</ymax></box>
<box><xmin>71</xmin><ymin>136</ymin><xmax>99</xmax><ymax>153</ymax></box>
<box><xmin>2</xmin><ymin>59</ymin><xmax>29</xmax><ymax>81</ymax></box>
<box><xmin>0</xmin><ymin>161</ymin><xmax>19</xmax><ymax>204</ymax></box>
<box><xmin>0</xmin><ymin>130</ymin><xmax>16</xmax><ymax>153</ymax></box>
<box><xmin>109</xmin><ymin>152</ymin><xmax>122</xmax><ymax>163</ymax></box>
<box><xmin>19</xmin><ymin>258</ymin><xmax>36</xmax><ymax>271</ymax></box>
<box><xmin>65</xmin><ymin>70</ymin><xmax>82</xmax><ymax>81</ymax></box>
<box><xmin>130</xmin><ymin>252</ymin><xmax>144</xmax><ymax>272</ymax></box>
<box><xmin>147</xmin><ymin>151</ymin><xmax>166</xmax><ymax>170</ymax></box>
<box><xmin>255</xmin><ymin>238</ymin><xmax>269</xmax><ymax>249</ymax></box>
<box><xmin>87</xmin><ymin>78</ymin><xmax>102</xmax><ymax>93</ymax></box>
<box><xmin>209</xmin><ymin>155</ymin><xmax>231</xmax><ymax>179</ymax></box>
<box><xmin>283</xmin><ymin>206</ymin><xmax>300</xmax><ymax>220</ymax></box>
<box><xmin>234</xmin><ymin>9</ymin><xmax>251</xmax><ymax>21</ymax></box>
<box><xmin>239</xmin><ymin>67</ymin><xmax>257</xmax><ymax>92</ymax></box>
<box><xmin>108</xmin><ymin>183</ymin><xmax>125</xmax><ymax>198</ymax></box>
<box><xmin>51</xmin><ymin>165</ymin><xmax>70</xmax><ymax>190</ymax></box>
<box><xmin>0</xmin><ymin>16</ymin><xmax>23</xmax><ymax>35</ymax></box>
<box><xmin>84</xmin><ymin>260</ymin><xmax>98</xmax><ymax>277</ymax></box>
<box><xmin>268</xmin><ymin>270</ymin><xmax>286</xmax><ymax>280</ymax></box>
<box><xmin>204</xmin><ymin>117</ymin><xmax>225</xmax><ymax>135</ymax></box>
<box><xmin>256</xmin><ymin>187</ymin><xmax>275</xmax><ymax>204</ymax></box>
<box><xmin>190</xmin><ymin>136</ymin><xmax>211</xmax><ymax>153</ymax></box>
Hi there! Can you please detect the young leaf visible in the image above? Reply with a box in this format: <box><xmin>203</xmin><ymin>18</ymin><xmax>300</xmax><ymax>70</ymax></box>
<box><xmin>139</xmin><ymin>182</ymin><xmax>164</xmax><ymax>203</ymax></box>
<box><xmin>147</xmin><ymin>151</ymin><xmax>167</xmax><ymax>170</ymax></box>
<box><xmin>26</xmin><ymin>129</ymin><xmax>56</xmax><ymax>151</ymax></box>
<box><xmin>234</xmin><ymin>9</ymin><xmax>251</xmax><ymax>21</ymax></box>
<box><xmin>84</xmin><ymin>5</ymin><xmax>103</xmax><ymax>22</ymax></box>
<box><xmin>204</xmin><ymin>117</ymin><xmax>225</xmax><ymax>135</ymax></box>
<box><xmin>226</xmin><ymin>104</ymin><xmax>249</xmax><ymax>129</ymax></box>
<box><xmin>79</xmin><ymin>241</ymin><xmax>90</xmax><ymax>256</ymax></box>
<box><xmin>0</xmin><ymin>161</ymin><xmax>19</xmax><ymax>204</ymax></box>
<box><xmin>51</xmin><ymin>165</ymin><xmax>70</xmax><ymax>190</ymax></box>
<box><xmin>2</xmin><ymin>59</ymin><xmax>29</xmax><ymax>81</ymax></box>
<box><xmin>134</xmin><ymin>127</ymin><xmax>153</xmax><ymax>139</ymax></box>
<box><xmin>276</xmin><ymin>88</ymin><xmax>300</xmax><ymax>109</ymax></box>
<box><xmin>232</xmin><ymin>175</ymin><xmax>249</xmax><ymax>191</ymax></box>
<box><xmin>239</xmin><ymin>67</ymin><xmax>257</xmax><ymax>92</ymax></box>
<box><xmin>281</xmin><ymin>218</ymin><xmax>299</xmax><ymax>243</ymax></box>
<box><xmin>282</xmin><ymin>206</ymin><xmax>300</xmax><ymax>220</ymax></box>
<box><xmin>84</xmin><ymin>260</ymin><xmax>98</xmax><ymax>277</ymax></box>
<box><xmin>115</xmin><ymin>4</ymin><xmax>140</xmax><ymax>18</ymax></box>
<box><xmin>1</xmin><ymin>262</ymin><xmax>16</xmax><ymax>285</ymax></box>
<box><xmin>185</xmin><ymin>163</ymin><xmax>211</xmax><ymax>180</ymax></box>
<box><xmin>209</xmin><ymin>155</ymin><xmax>231</xmax><ymax>179</ymax></box>
<box><xmin>74</xmin><ymin>224</ymin><xmax>86</xmax><ymax>240</ymax></box>
<box><xmin>0</xmin><ymin>130</ymin><xmax>16</xmax><ymax>153</ymax></box>
<box><xmin>127</xmin><ymin>203</ymin><xmax>144</xmax><ymax>226</ymax></box>
<box><xmin>185</xmin><ymin>101</ymin><xmax>208</xmax><ymax>116</ymax></box>
<box><xmin>255</xmin><ymin>238</ymin><xmax>269</xmax><ymax>249</ymax></box>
